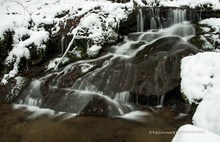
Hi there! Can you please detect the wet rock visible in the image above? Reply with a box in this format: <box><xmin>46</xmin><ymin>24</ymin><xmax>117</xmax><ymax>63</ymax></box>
<box><xmin>80</xmin><ymin>95</ymin><xmax>109</xmax><ymax>117</ymax></box>
<box><xmin>47</xmin><ymin>55</ymin><xmax>111</xmax><ymax>89</ymax></box>
<box><xmin>133</xmin><ymin>36</ymin><xmax>199</xmax><ymax>97</ymax></box>
<box><xmin>41</xmin><ymin>89</ymin><xmax>131</xmax><ymax>117</ymax></box>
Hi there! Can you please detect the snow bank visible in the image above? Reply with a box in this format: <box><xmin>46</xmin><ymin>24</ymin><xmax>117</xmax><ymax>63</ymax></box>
<box><xmin>181</xmin><ymin>52</ymin><xmax>220</xmax><ymax>104</ymax></box>
<box><xmin>0</xmin><ymin>0</ymin><xmax>133</xmax><ymax>83</ymax></box>
<box><xmin>193</xmin><ymin>92</ymin><xmax>220</xmax><ymax>135</ymax></box>
<box><xmin>192</xmin><ymin>75</ymin><xmax>220</xmax><ymax>135</ymax></box>
<box><xmin>172</xmin><ymin>124</ymin><xmax>220</xmax><ymax>142</ymax></box>
<box><xmin>181</xmin><ymin>52</ymin><xmax>220</xmax><ymax>135</ymax></box>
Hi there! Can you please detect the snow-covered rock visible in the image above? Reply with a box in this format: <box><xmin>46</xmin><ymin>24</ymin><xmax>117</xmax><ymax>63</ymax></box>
<box><xmin>181</xmin><ymin>52</ymin><xmax>220</xmax><ymax>104</ymax></box>
<box><xmin>181</xmin><ymin>52</ymin><xmax>220</xmax><ymax>135</ymax></box>
<box><xmin>87</xmin><ymin>45</ymin><xmax>102</xmax><ymax>57</ymax></box>
<box><xmin>0</xmin><ymin>0</ymin><xmax>134</xmax><ymax>83</ymax></box>
<box><xmin>199</xmin><ymin>18</ymin><xmax>220</xmax><ymax>50</ymax></box>
<box><xmin>172</xmin><ymin>124</ymin><xmax>220</xmax><ymax>142</ymax></box>
<box><xmin>193</xmin><ymin>88</ymin><xmax>220</xmax><ymax>135</ymax></box>
<box><xmin>200</xmin><ymin>18</ymin><xmax>220</xmax><ymax>33</ymax></box>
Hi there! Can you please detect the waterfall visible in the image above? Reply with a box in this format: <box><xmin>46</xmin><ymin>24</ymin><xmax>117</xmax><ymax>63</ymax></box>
<box><xmin>146</xmin><ymin>8</ymin><xmax>189</xmax><ymax>30</ymax></box>
<box><xmin>150</xmin><ymin>17</ymin><xmax>158</xmax><ymax>29</ymax></box>
<box><xmin>15</xmin><ymin>7</ymin><xmax>199</xmax><ymax>118</ymax></box>
<box><xmin>18</xmin><ymin>79</ymin><xmax>43</xmax><ymax>106</ymax></box>
<box><xmin>114</xmin><ymin>91</ymin><xmax>130</xmax><ymax>104</ymax></box>
<box><xmin>167</xmin><ymin>21</ymin><xmax>195</xmax><ymax>37</ymax></box>
<box><xmin>172</xmin><ymin>9</ymin><xmax>186</xmax><ymax>24</ymax></box>
<box><xmin>137</xmin><ymin>9</ymin><xmax>144</xmax><ymax>32</ymax></box>
<box><xmin>149</xmin><ymin>7</ymin><xmax>162</xmax><ymax>29</ymax></box>
<box><xmin>156</xmin><ymin>95</ymin><xmax>165</xmax><ymax>108</ymax></box>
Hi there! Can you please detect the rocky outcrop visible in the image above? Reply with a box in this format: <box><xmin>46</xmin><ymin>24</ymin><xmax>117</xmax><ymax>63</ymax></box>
<box><xmin>0</xmin><ymin>3</ymin><xmax>219</xmax><ymax>117</ymax></box>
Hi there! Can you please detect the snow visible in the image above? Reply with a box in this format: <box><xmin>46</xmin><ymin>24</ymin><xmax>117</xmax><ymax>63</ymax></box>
<box><xmin>192</xmin><ymin>75</ymin><xmax>220</xmax><ymax>135</ymax></box>
<box><xmin>172</xmin><ymin>124</ymin><xmax>220</xmax><ymax>142</ymax></box>
<box><xmin>1</xmin><ymin>0</ymin><xmax>220</xmax><ymax>83</ymax></box>
<box><xmin>47</xmin><ymin>57</ymin><xmax>69</xmax><ymax>70</ymax></box>
<box><xmin>140</xmin><ymin>0</ymin><xmax>220</xmax><ymax>9</ymax></box>
<box><xmin>200</xmin><ymin>18</ymin><xmax>220</xmax><ymax>33</ymax></box>
<box><xmin>7</xmin><ymin>76</ymin><xmax>26</xmax><ymax>100</ymax></box>
<box><xmin>181</xmin><ymin>52</ymin><xmax>220</xmax><ymax>135</ymax></box>
<box><xmin>181</xmin><ymin>52</ymin><xmax>220</xmax><ymax>104</ymax></box>
<box><xmin>79</xmin><ymin>63</ymin><xmax>94</xmax><ymax>73</ymax></box>
<box><xmin>134</xmin><ymin>0</ymin><xmax>146</xmax><ymax>6</ymax></box>
<box><xmin>158</xmin><ymin>0</ymin><xmax>220</xmax><ymax>9</ymax></box>
<box><xmin>87</xmin><ymin>45</ymin><xmax>102</xmax><ymax>57</ymax></box>
<box><xmin>199</xmin><ymin>18</ymin><xmax>220</xmax><ymax>49</ymax></box>
<box><xmin>193</xmin><ymin>94</ymin><xmax>220</xmax><ymax>135</ymax></box>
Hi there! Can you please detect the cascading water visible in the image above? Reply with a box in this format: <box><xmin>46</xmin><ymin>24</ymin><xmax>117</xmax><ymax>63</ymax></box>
<box><xmin>143</xmin><ymin>8</ymin><xmax>190</xmax><ymax>30</ymax></box>
<box><xmin>137</xmin><ymin>8</ymin><xmax>144</xmax><ymax>32</ymax></box>
<box><xmin>18</xmin><ymin>79</ymin><xmax>43</xmax><ymax>106</ymax></box>
<box><xmin>16</xmin><ymin>7</ymin><xmax>200</xmax><ymax>118</ymax></box>
<box><xmin>148</xmin><ymin>7</ymin><xmax>162</xmax><ymax>29</ymax></box>
<box><xmin>172</xmin><ymin>9</ymin><xmax>186</xmax><ymax>24</ymax></box>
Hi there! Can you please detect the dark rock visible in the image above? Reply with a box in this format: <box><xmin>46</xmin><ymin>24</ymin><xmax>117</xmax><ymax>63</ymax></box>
<box><xmin>0</xmin><ymin>77</ymin><xmax>29</xmax><ymax>103</ymax></box>
<box><xmin>80</xmin><ymin>95</ymin><xmax>109</xmax><ymax>117</ymax></box>
<box><xmin>40</xmin><ymin>89</ymin><xmax>131</xmax><ymax>117</ymax></box>
<box><xmin>133</xmin><ymin>36</ymin><xmax>199</xmax><ymax>97</ymax></box>
<box><xmin>0</xmin><ymin>31</ymin><xmax>14</xmax><ymax>73</ymax></box>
